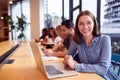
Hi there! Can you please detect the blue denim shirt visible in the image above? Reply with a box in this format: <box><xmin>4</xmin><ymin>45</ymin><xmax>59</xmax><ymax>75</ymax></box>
<box><xmin>68</xmin><ymin>35</ymin><xmax>112</xmax><ymax>79</ymax></box>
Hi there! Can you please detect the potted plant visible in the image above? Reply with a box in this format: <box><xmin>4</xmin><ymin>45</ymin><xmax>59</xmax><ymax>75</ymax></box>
<box><xmin>16</xmin><ymin>15</ymin><xmax>28</xmax><ymax>39</ymax></box>
<box><xmin>112</xmin><ymin>41</ymin><xmax>120</xmax><ymax>54</ymax></box>
<box><xmin>6</xmin><ymin>14</ymin><xmax>29</xmax><ymax>41</ymax></box>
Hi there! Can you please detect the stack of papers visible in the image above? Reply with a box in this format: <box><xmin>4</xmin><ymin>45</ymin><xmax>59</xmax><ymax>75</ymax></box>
<box><xmin>42</xmin><ymin>54</ymin><xmax>58</xmax><ymax>61</ymax></box>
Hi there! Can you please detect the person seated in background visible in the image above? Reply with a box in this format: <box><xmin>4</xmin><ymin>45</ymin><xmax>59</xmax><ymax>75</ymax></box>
<box><xmin>35</xmin><ymin>28</ymin><xmax>48</xmax><ymax>46</ymax></box>
<box><xmin>43</xmin><ymin>20</ymin><xmax>75</xmax><ymax>57</ymax></box>
<box><xmin>48</xmin><ymin>27</ymin><xmax>62</xmax><ymax>46</ymax></box>
<box><xmin>63</xmin><ymin>10</ymin><xmax>120</xmax><ymax>80</ymax></box>
<box><xmin>40</xmin><ymin>28</ymin><xmax>48</xmax><ymax>41</ymax></box>
<box><xmin>55</xmin><ymin>25</ymin><xmax>64</xmax><ymax>40</ymax></box>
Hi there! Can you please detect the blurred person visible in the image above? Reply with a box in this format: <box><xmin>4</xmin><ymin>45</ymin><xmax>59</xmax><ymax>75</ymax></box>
<box><xmin>43</xmin><ymin>20</ymin><xmax>75</xmax><ymax>57</ymax></box>
<box><xmin>40</xmin><ymin>28</ymin><xmax>48</xmax><ymax>42</ymax></box>
<box><xmin>48</xmin><ymin>27</ymin><xmax>62</xmax><ymax>45</ymax></box>
<box><xmin>55</xmin><ymin>25</ymin><xmax>64</xmax><ymax>39</ymax></box>
<box><xmin>35</xmin><ymin>28</ymin><xmax>48</xmax><ymax>42</ymax></box>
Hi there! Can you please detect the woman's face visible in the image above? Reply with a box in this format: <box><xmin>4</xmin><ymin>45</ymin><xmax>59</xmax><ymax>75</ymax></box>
<box><xmin>49</xmin><ymin>29</ymin><xmax>54</xmax><ymax>36</ymax></box>
<box><xmin>78</xmin><ymin>15</ymin><xmax>94</xmax><ymax>38</ymax></box>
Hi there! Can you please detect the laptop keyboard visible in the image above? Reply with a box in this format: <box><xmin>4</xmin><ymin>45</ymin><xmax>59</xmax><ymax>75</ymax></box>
<box><xmin>45</xmin><ymin>65</ymin><xmax>63</xmax><ymax>75</ymax></box>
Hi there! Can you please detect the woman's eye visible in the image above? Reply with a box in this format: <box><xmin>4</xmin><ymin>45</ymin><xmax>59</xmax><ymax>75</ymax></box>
<box><xmin>79</xmin><ymin>22</ymin><xmax>83</xmax><ymax>26</ymax></box>
<box><xmin>87</xmin><ymin>21</ymin><xmax>91</xmax><ymax>25</ymax></box>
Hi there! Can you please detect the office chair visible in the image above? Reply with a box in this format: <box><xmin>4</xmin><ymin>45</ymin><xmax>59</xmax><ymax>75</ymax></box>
<box><xmin>111</xmin><ymin>53</ymin><xmax>120</xmax><ymax>76</ymax></box>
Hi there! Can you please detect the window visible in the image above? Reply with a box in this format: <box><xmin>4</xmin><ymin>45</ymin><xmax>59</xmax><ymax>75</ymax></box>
<box><xmin>73</xmin><ymin>9</ymin><xmax>79</xmax><ymax>24</ymax></box>
<box><xmin>73</xmin><ymin>0</ymin><xmax>79</xmax><ymax>8</ymax></box>
<box><xmin>70</xmin><ymin>0</ymin><xmax>81</xmax><ymax>25</ymax></box>
<box><xmin>10</xmin><ymin>1</ymin><xmax>30</xmax><ymax>40</ymax></box>
<box><xmin>100</xmin><ymin>0</ymin><xmax>120</xmax><ymax>34</ymax></box>
<box><xmin>63</xmin><ymin>0</ymin><xmax>69</xmax><ymax>20</ymax></box>
<box><xmin>82</xmin><ymin>0</ymin><xmax>97</xmax><ymax>17</ymax></box>
<box><xmin>44</xmin><ymin>0</ymin><xmax>62</xmax><ymax>28</ymax></box>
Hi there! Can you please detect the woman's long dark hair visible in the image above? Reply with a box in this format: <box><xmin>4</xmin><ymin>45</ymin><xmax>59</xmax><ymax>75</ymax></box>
<box><xmin>48</xmin><ymin>27</ymin><xmax>57</xmax><ymax>38</ymax></box>
<box><xmin>73</xmin><ymin>10</ymin><xmax>101</xmax><ymax>44</ymax></box>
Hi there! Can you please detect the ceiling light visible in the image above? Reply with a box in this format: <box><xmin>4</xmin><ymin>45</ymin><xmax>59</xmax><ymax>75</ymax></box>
<box><xmin>1</xmin><ymin>16</ymin><xmax>4</xmax><ymax>20</ymax></box>
<box><xmin>9</xmin><ymin>1</ymin><xmax>13</xmax><ymax>4</ymax></box>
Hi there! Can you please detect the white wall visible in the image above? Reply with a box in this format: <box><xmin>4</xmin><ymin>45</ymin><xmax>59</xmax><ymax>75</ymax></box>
<box><xmin>30</xmin><ymin>0</ymin><xmax>40</xmax><ymax>39</ymax></box>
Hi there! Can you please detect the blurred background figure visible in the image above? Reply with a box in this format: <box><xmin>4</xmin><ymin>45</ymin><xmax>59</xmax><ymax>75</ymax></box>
<box><xmin>55</xmin><ymin>25</ymin><xmax>64</xmax><ymax>39</ymax></box>
<box><xmin>48</xmin><ymin>27</ymin><xmax>62</xmax><ymax>46</ymax></box>
<box><xmin>43</xmin><ymin>20</ymin><xmax>75</xmax><ymax>57</ymax></box>
<box><xmin>40</xmin><ymin>28</ymin><xmax>48</xmax><ymax>42</ymax></box>
<box><xmin>35</xmin><ymin>28</ymin><xmax>48</xmax><ymax>42</ymax></box>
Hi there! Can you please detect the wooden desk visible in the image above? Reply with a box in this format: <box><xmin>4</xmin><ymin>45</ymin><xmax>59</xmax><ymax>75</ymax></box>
<box><xmin>0</xmin><ymin>41</ymin><xmax>11</xmax><ymax>56</ymax></box>
<box><xmin>0</xmin><ymin>40</ymin><xmax>17</xmax><ymax>56</ymax></box>
<box><xmin>0</xmin><ymin>41</ymin><xmax>104</xmax><ymax>80</ymax></box>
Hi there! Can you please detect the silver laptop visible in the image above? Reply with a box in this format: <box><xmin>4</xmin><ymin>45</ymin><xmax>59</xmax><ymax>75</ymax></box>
<box><xmin>30</xmin><ymin>42</ymin><xmax>79</xmax><ymax>79</ymax></box>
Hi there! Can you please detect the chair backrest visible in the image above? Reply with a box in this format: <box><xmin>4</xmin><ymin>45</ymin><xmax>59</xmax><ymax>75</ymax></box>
<box><xmin>111</xmin><ymin>54</ymin><xmax>120</xmax><ymax>76</ymax></box>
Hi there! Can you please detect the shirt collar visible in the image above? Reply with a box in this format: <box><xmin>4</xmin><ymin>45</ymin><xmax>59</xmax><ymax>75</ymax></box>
<box><xmin>92</xmin><ymin>36</ymin><xmax>99</xmax><ymax>43</ymax></box>
<box><xmin>81</xmin><ymin>36</ymin><xmax>100</xmax><ymax>43</ymax></box>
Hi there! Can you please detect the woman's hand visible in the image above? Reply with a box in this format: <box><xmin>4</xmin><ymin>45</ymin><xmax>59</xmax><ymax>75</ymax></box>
<box><xmin>63</xmin><ymin>55</ymin><xmax>75</xmax><ymax>70</ymax></box>
<box><xmin>43</xmin><ymin>49</ymin><xmax>53</xmax><ymax>56</ymax></box>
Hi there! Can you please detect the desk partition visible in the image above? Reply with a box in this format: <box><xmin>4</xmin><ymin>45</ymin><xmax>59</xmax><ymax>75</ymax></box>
<box><xmin>0</xmin><ymin>44</ymin><xmax>19</xmax><ymax>63</ymax></box>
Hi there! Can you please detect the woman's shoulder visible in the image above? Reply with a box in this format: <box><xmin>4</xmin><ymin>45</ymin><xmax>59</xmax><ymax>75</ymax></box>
<box><xmin>96</xmin><ymin>34</ymin><xmax>111</xmax><ymax>42</ymax></box>
<box><xmin>100</xmin><ymin>35</ymin><xmax>110</xmax><ymax>39</ymax></box>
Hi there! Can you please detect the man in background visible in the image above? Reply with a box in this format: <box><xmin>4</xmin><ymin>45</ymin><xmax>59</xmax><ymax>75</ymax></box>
<box><xmin>43</xmin><ymin>20</ymin><xmax>75</xmax><ymax>57</ymax></box>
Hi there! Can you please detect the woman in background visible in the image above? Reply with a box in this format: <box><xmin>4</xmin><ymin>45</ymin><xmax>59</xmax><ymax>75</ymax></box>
<box><xmin>48</xmin><ymin>27</ymin><xmax>62</xmax><ymax>45</ymax></box>
<box><xmin>63</xmin><ymin>10</ymin><xmax>119</xmax><ymax>80</ymax></box>
<box><xmin>35</xmin><ymin>28</ymin><xmax>48</xmax><ymax>43</ymax></box>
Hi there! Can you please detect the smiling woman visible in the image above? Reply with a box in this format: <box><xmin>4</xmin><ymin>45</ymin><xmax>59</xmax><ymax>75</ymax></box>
<box><xmin>64</xmin><ymin>10</ymin><xmax>120</xmax><ymax>80</ymax></box>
